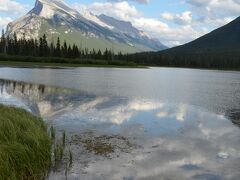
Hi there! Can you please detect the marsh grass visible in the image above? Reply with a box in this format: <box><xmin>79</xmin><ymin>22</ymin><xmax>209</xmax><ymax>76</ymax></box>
<box><xmin>0</xmin><ymin>104</ymin><xmax>51</xmax><ymax>180</ymax></box>
<box><xmin>54</xmin><ymin>141</ymin><xmax>64</xmax><ymax>163</ymax></box>
<box><xmin>62</xmin><ymin>130</ymin><xmax>66</xmax><ymax>146</ymax></box>
<box><xmin>69</xmin><ymin>150</ymin><xmax>73</xmax><ymax>166</ymax></box>
<box><xmin>52</xmin><ymin>129</ymin><xmax>71</xmax><ymax>169</ymax></box>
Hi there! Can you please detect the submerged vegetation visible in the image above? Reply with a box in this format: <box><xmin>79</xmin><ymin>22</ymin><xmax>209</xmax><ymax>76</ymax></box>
<box><xmin>71</xmin><ymin>133</ymin><xmax>134</xmax><ymax>157</ymax></box>
<box><xmin>0</xmin><ymin>104</ymin><xmax>51</xmax><ymax>179</ymax></box>
<box><xmin>51</xmin><ymin>126</ymin><xmax>73</xmax><ymax>172</ymax></box>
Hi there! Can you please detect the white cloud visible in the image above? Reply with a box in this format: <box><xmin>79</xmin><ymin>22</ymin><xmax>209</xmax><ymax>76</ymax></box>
<box><xmin>131</xmin><ymin>18</ymin><xmax>202</xmax><ymax>46</ymax></box>
<box><xmin>107</xmin><ymin>0</ymin><xmax>150</xmax><ymax>4</ymax></box>
<box><xmin>0</xmin><ymin>17</ymin><xmax>12</xmax><ymax>30</ymax></box>
<box><xmin>82</xmin><ymin>1</ymin><xmax>142</xmax><ymax>20</ymax></box>
<box><xmin>161</xmin><ymin>11</ymin><xmax>193</xmax><ymax>25</ymax></box>
<box><xmin>158</xmin><ymin>0</ymin><xmax>240</xmax><ymax>45</ymax></box>
<box><xmin>161</xmin><ymin>12</ymin><xmax>174</xmax><ymax>21</ymax></box>
<box><xmin>184</xmin><ymin>0</ymin><xmax>240</xmax><ymax>27</ymax></box>
<box><xmin>73</xmin><ymin>1</ymin><xmax>205</xmax><ymax>47</ymax></box>
<box><xmin>0</xmin><ymin>0</ymin><xmax>28</xmax><ymax>15</ymax></box>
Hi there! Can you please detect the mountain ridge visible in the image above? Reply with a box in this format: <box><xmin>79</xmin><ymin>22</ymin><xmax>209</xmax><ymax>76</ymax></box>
<box><xmin>127</xmin><ymin>17</ymin><xmax>240</xmax><ymax>69</ymax></box>
<box><xmin>159</xmin><ymin>16</ymin><xmax>240</xmax><ymax>54</ymax></box>
<box><xmin>6</xmin><ymin>0</ymin><xmax>167</xmax><ymax>53</ymax></box>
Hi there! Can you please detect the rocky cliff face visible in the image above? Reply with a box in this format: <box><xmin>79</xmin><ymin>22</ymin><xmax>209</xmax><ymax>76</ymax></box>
<box><xmin>6</xmin><ymin>0</ymin><xmax>167</xmax><ymax>53</ymax></box>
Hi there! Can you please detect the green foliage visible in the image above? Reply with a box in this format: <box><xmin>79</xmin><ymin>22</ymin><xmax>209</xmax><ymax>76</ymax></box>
<box><xmin>0</xmin><ymin>32</ymin><xmax>117</xmax><ymax>61</ymax></box>
<box><xmin>0</xmin><ymin>105</ymin><xmax>51</xmax><ymax>179</ymax></box>
<box><xmin>0</xmin><ymin>31</ymin><xmax>140</xmax><ymax>67</ymax></box>
<box><xmin>54</xmin><ymin>141</ymin><xmax>64</xmax><ymax>163</ymax></box>
<box><xmin>0</xmin><ymin>53</ymin><xmax>138</xmax><ymax>67</ymax></box>
<box><xmin>129</xmin><ymin>48</ymin><xmax>240</xmax><ymax>69</ymax></box>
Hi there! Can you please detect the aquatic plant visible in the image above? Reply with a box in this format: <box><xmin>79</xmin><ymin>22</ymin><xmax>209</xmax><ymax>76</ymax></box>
<box><xmin>54</xmin><ymin>141</ymin><xmax>64</xmax><ymax>163</ymax></box>
<box><xmin>50</xmin><ymin>126</ymin><xmax>56</xmax><ymax>140</ymax></box>
<box><xmin>62</xmin><ymin>130</ymin><xmax>66</xmax><ymax>146</ymax></box>
<box><xmin>69</xmin><ymin>150</ymin><xmax>73</xmax><ymax>166</ymax></box>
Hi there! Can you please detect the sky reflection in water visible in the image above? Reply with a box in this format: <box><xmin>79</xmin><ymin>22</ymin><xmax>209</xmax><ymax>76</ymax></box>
<box><xmin>0</xmin><ymin>79</ymin><xmax>240</xmax><ymax>180</ymax></box>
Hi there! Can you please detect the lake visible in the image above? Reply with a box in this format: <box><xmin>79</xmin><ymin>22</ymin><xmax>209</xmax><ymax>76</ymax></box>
<box><xmin>0</xmin><ymin>67</ymin><xmax>240</xmax><ymax>180</ymax></box>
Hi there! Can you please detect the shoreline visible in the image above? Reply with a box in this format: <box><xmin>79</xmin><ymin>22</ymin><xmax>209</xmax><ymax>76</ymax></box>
<box><xmin>0</xmin><ymin>61</ymin><xmax>146</xmax><ymax>69</ymax></box>
<box><xmin>0</xmin><ymin>61</ymin><xmax>239</xmax><ymax>72</ymax></box>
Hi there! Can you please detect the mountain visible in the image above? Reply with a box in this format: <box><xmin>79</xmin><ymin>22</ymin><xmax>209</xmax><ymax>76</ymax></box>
<box><xmin>128</xmin><ymin>17</ymin><xmax>240</xmax><ymax>69</ymax></box>
<box><xmin>160</xmin><ymin>16</ymin><xmax>240</xmax><ymax>55</ymax></box>
<box><xmin>5</xmin><ymin>0</ymin><xmax>167</xmax><ymax>53</ymax></box>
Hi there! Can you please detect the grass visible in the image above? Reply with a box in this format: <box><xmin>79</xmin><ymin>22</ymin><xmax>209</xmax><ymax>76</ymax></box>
<box><xmin>0</xmin><ymin>104</ymin><xmax>51</xmax><ymax>180</ymax></box>
<box><xmin>0</xmin><ymin>61</ymin><xmax>144</xmax><ymax>68</ymax></box>
<box><xmin>0</xmin><ymin>54</ymin><xmax>145</xmax><ymax>68</ymax></box>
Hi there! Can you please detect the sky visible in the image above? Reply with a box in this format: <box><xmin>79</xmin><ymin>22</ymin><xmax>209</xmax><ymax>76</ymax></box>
<box><xmin>0</xmin><ymin>0</ymin><xmax>240</xmax><ymax>47</ymax></box>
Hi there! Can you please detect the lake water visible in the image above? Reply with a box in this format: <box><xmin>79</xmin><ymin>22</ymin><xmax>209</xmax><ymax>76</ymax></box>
<box><xmin>0</xmin><ymin>67</ymin><xmax>240</xmax><ymax>180</ymax></box>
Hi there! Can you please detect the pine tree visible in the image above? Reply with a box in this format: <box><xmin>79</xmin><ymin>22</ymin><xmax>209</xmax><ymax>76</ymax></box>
<box><xmin>67</xmin><ymin>45</ymin><xmax>72</xmax><ymax>58</ymax></box>
<box><xmin>29</xmin><ymin>39</ymin><xmax>35</xmax><ymax>56</ymax></box>
<box><xmin>0</xmin><ymin>29</ymin><xmax>6</xmax><ymax>53</ymax></box>
<box><xmin>62</xmin><ymin>40</ymin><xmax>68</xmax><ymax>57</ymax></box>
<box><xmin>104</xmin><ymin>48</ymin><xmax>109</xmax><ymax>60</ymax></box>
<box><xmin>34</xmin><ymin>39</ymin><xmax>39</xmax><ymax>56</ymax></box>
<box><xmin>55</xmin><ymin>37</ymin><xmax>61</xmax><ymax>57</ymax></box>
<box><xmin>97</xmin><ymin>49</ymin><xmax>102</xmax><ymax>59</ymax></box>
<box><xmin>72</xmin><ymin>44</ymin><xmax>79</xmax><ymax>58</ymax></box>
<box><xmin>50</xmin><ymin>42</ymin><xmax>54</xmax><ymax>57</ymax></box>
<box><xmin>42</xmin><ymin>34</ymin><xmax>49</xmax><ymax>56</ymax></box>
<box><xmin>6</xmin><ymin>35</ymin><xmax>13</xmax><ymax>55</ymax></box>
<box><xmin>39</xmin><ymin>37</ymin><xmax>43</xmax><ymax>56</ymax></box>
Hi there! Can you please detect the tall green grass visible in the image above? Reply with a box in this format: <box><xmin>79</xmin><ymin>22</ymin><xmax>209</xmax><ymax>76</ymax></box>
<box><xmin>0</xmin><ymin>105</ymin><xmax>51</xmax><ymax>180</ymax></box>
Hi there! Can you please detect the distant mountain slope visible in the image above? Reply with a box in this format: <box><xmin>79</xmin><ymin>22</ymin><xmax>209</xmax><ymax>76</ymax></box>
<box><xmin>98</xmin><ymin>14</ymin><xmax>166</xmax><ymax>51</ymax></box>
<box><xmin>161</xmin><ymin>16</ymin><xmax>240</xmax><ymax>54</ymax></box>
<box><xmin>6</xmin><ymin>0</ymin><xmax>167</xmax><ymax>53</ymax></box>
<box><xmin>127</xmin><ymin>17</ymin><xmax>240</xmax><ymax>69</ymax></box>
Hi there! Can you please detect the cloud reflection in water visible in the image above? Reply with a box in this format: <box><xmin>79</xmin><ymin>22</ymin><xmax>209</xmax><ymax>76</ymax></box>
<box><xmin>0</xmin><ymin>79</ymin><xmax>240</xmax><ymax>180</ymax></box>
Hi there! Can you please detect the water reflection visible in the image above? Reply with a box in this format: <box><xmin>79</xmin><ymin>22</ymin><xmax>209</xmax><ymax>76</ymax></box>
<box><xmin>0</xmin><ymin>79</ymin><xmax>240</xmax><ymax>180</ymax></box>
<box><xmin>225</xmin><ymin>109</ymin><xmax>240</xmax><ymax>127</ymax></box>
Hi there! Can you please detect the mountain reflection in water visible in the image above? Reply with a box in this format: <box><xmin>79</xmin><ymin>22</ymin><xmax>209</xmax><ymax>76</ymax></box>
<box><xmin>0</xmin><ymin>79</ymin><xmax>240</xmax><ymax>180</ymax></box>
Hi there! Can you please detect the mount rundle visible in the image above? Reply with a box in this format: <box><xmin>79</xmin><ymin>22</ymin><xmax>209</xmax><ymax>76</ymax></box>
<box><xmin>6</xmin><ymin>0</ymin><xmax>167</xmax><ymax>53</ymax></box>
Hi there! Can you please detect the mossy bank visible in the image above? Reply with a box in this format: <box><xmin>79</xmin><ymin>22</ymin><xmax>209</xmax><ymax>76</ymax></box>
<box><xmin>0</xmin><ymin>104</ymin><xmax>51</xmax><ymax>180</ymax></box>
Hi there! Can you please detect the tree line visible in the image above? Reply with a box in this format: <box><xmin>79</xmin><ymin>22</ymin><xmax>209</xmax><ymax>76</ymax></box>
<box><xmin>1</xmin><ymin>29</ymin><xmax>240</xmax><ymax>69</ymax></box>
<box><xmin>126</xmin><ymin>49</ymin><xmax>240</xmax><ymax>69</ymax></box>
<box><xmin>0</xmin><ymin>30</ymin><xmax>125</xmax><ymax>61</ymax></box>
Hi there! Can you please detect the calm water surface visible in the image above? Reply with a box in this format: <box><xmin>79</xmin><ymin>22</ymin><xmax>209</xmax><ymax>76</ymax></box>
<box><xmin>0</xmin><ymin>67</ymin><xmax>240</xmax><ymax>180</ymax></box>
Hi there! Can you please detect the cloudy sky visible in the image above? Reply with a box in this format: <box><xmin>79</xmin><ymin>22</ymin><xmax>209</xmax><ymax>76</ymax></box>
<box><xmin>0</xmin><ymin>0</ymin><xmax>239</xmax><ymax>47</ymax></box>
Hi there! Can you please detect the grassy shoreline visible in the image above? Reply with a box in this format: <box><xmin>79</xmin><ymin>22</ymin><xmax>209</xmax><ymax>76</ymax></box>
<box><xmin>0</xmin><ymin>54</ymin><xmax>144</xmax><ymax>68</ymax></box>
<box><xmin>0</xmin><ymin>105</ymin><xmax>51</xmax><ymax>179</ymax></box>
<box><xmin>0</xmin><ymin>61</ymin><xmax>239</xmax><ymax>72</ymax></box>
<box><xmin>0</xmin><ymin>53</ymin><xmax>239</xmax><ymax>71</ymax></box>
<box><xmin>0</xmin><ymin>61</ymin><xmax>145</xmax><ymax>68</ymax></box>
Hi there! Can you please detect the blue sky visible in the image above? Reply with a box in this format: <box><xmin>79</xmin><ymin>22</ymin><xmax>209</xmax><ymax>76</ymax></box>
<box><xmin>1</xmin><ymin>0</ymin><xmax>239</xmax><ymax>46</ymax></box>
